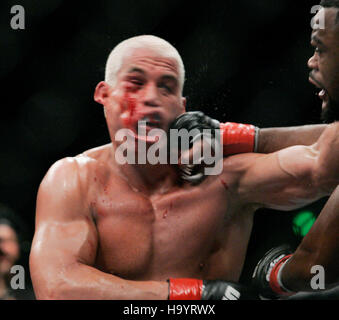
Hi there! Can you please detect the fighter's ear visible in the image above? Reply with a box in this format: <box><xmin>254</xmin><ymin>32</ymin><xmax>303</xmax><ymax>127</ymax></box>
<box><xmin>94</xmin><ymin>81</ymin><xmax>110</xmax><ymax>105</ymax></box>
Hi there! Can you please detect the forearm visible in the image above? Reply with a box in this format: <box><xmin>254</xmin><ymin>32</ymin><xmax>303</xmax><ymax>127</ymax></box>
<box><xmin>281</xmin><ymin>186</ymin><xmax>339</xmax><ymax>292</ymax></box>
<box><xmin>312</xmin><ymin>122</ymin><xmax>339</xmax><ymax>191</ymax></box>
<box><xmin>257</xmin><ymin>124</ymin><xmax>327</xmax><ymax>154</ymax></box>
<box><xmin>282</xmin><ymin>248</ymin><xmax>339</xmax><ymax>292</ymax></box>
<box><xmin>34</xmin><ymin>262</ymin><xmax>169</xmax><ymax>300</ymax></box>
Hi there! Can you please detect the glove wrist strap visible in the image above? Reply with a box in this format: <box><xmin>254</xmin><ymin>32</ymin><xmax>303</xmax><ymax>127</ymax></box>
<box><xmin>168</xmin><ymin>278</ymin><xmax>203</xmax><ymax>300</ymax></box>
<box><xmin>269</xmin><ymin>254</ymin><xmax>294</xmax><ymax>296</ymax></box>
<box><xmin>220</xmin><ymin>122</ymin><xmax>259</xmax><ymax>155</ymax></box>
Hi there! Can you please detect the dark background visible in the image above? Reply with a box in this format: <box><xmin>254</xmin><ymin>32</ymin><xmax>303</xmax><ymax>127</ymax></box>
<box><xmin>0</xmin><ymin>0</ymin><xmax>329</xmax><ymax>297</ymax></box>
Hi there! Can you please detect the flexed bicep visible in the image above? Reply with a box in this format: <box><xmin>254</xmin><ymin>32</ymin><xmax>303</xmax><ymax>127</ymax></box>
<box><xmin>29</xmin><ymin>158</ymin><xmax>98</xmax><ymax>298</ymax></box>
<box><xmin>228</xmin><ymin>145</ymin><xmax>327</xmax><ymax>211</ymax></box>
<box><xmin>29</xmin><ymin>157</ymin><xmax>169</xmax><ymax>300</ymax></box>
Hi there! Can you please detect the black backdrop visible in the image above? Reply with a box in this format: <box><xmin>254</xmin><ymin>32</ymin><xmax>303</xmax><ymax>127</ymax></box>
<box><xmin>0</xmin><ymin>0</ymin><xmax>329</xmax><ymax>294</ymax></box>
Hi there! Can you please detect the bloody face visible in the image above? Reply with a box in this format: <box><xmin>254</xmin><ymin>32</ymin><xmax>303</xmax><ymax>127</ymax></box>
<box><xmin>104</xmin><ymin>47</ymin><xmax>186</xmax><ymax>147</ymax></box>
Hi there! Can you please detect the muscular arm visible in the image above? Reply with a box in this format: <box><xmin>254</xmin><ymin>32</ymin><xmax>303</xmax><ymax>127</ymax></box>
<box><xmin>281</xmin><ymin>186</ymin><xmax>339</xmax><ymax>291</ymax></box>
<box><xmin>257</xmin><ymin>124</ymin><xmax>327</xmax><ymax>154</ymax></box>
<box><xmin>29</xmin><ymin>158</ymin><xmax>168</xmax><ymax>300</ymax></box>
<box><xmin>228</xmin><ymin>122</ymin><xmax>339</xmax><ymax>210</ymax></box>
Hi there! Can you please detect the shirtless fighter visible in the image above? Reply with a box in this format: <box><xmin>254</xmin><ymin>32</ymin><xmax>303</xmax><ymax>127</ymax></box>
<box><xmin>252</xmin><ymin>1</ymin><xmax>339</xmax><ymax>299</ymax></box>
<box><xmin>29</xmin><ymin>35</ymin><xmax>339</xmax><ymax>300</ymax></box>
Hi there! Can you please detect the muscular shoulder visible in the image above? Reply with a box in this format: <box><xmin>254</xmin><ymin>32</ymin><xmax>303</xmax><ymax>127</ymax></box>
<box><xmin>36</xmin><ymin>154</ymin><xmax>101</xmax><ymax>223</ymax></box>
<box><xmin>41</xmin><ymin>144</ymin><xmax>111</xmax><ymax>190</ymax></box>
<box><xmin>41</xmin><ymin>156</ymin><xmax>91</xmax><ymax>192</ymax></box>
<box><xmin>39</xmin><ymin>144</ymin><xmax>114</xmax><ymax>208</ymax></box>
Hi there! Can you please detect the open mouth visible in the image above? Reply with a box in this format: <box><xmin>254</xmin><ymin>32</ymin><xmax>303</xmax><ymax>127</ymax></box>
<box><xmin>119</xmin><ymin>94</ymin><xmax>164</xmax><ymax>143</ymax></box>
<box><xmin>137</xmin><ymin>114</ymin><xmax>162</xmax><ymax>129</ymax></box>
<box><xmin>125</xmin><ymin>113</ymin><xmax>163</xmax><ymax>144</ymax></box>
<box><xmin>308</xmin><ymin>77</ymin><xmax>329</xmax><ymax>107</ymax></box>
<box><xmin>318</xmin><ymin>89</ymin><xmax>327</xmax><ymax>100</ymax></box>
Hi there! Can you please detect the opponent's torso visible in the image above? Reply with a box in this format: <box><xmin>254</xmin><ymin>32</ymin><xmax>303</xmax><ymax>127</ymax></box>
<box><xmin>84</xmin><ymin>148</ymin><xmax>255</xmax><ymax>282</ymax></box>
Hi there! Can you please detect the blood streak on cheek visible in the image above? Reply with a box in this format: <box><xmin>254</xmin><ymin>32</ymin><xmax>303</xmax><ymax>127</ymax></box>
<box><xmin>121</xmin><ymin>91</ymin><xmax>138</xmax><ymax>128</ymax></box>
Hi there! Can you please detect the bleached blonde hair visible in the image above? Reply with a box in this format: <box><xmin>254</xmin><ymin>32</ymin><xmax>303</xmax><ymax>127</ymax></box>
<box><xmin>104</xmin><ymin>35</ymin><xmax>185</xmax><ymax>93</ymax></box>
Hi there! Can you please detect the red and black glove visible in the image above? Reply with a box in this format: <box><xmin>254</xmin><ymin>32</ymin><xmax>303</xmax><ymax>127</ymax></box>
<box><xmin>251</xmin><ymin>245</ymin><xmax>295</xmax><ymax>299</ymax></box>
<box><xmin>168</xmin><ymin>278</ymin><xmax>259</xmax><ymax>300</ymax></box>
<box><xmin>169</xmin><ymin>111</ymin><xmax>259</xmax><ymax>183</ymax></box>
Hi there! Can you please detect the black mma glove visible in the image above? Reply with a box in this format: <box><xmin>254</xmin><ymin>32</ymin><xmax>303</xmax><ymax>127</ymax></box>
<box><xmin>252</xmin><ymin>244</ymin><xmax>294</xmax><ymax>299</ymax></box>
<box><xmin>168</xmin><ymin>278</ymin><xmax>259</xmax><ymax>300</ymax></box>
<box><xmin>169</xmin><ymin>111</ymin><xmax>258</xmax><ymax>183</ymax></box>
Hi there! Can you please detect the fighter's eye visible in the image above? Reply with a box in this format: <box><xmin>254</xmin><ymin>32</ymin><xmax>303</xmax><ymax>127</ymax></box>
<box><xmin>159</xmin><ymin>83</ymin><xmax>172</xmax><ymax>93</ymax></box>
<box><xmin>130</xmin><ymin>79</ymin><xmax>143</xmax><ymax>86</ymax></box>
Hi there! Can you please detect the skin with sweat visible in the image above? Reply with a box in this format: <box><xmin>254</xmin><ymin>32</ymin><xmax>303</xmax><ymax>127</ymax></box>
<box><xmin>30</xmin><ymin>43</ymin><xmax>339</xmax><ymax>299</ymax></box>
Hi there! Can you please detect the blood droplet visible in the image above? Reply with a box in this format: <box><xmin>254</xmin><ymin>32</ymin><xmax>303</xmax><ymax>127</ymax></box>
<box><xmin>162</xmin><ymin>209</ymin><xmax>168</xmax><ymax>219</ymax></box>
<box><xmin>220</xmin><ymin>178</ymin><xmax>229</xmax><ymax>190</ymax></box>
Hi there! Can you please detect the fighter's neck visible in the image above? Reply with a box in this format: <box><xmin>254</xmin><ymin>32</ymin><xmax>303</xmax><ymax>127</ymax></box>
<box><xmin>106</xmin><ymin>141</ymin><xmax>181</xmax><ymax>194</ymax></box>
<box><xmin>118</xmin><ymin>162</ymin><xmax>180</xmax><ymax>195</ymax></box>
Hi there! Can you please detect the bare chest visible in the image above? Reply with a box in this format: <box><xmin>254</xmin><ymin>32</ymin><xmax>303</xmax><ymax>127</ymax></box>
<box><xmin>91</xmin><ymin>179</ymin><xmax>252</xmax><ymax>281</ymax></box>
